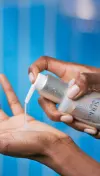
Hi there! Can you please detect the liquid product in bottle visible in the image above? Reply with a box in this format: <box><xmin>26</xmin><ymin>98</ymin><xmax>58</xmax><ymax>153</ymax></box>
<box><xmin>25</xmin><ymin>73</ymin><xmax>68</xmax><ymax>104</ymax></box>
<box><xmin>25</xmin><ymin>73</ymin><xmax>100</xmax><ymax>130</ymax></box>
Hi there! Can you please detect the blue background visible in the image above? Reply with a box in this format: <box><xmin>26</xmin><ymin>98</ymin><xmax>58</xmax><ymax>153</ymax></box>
<box><xmin>0</xmin><ymin>0</ymin><xmax>100</xmax><ymax>176</ymax></box>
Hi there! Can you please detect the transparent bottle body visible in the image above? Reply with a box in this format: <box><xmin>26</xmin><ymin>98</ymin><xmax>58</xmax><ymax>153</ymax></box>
<box><xmin>71</xmin><ymin>93</ymin><xmax>100</xmax><ymax>130</ymax></box>
<box><xmin>38</xmin><ymin>74</ymin><xmax>100</xmax><ymax>130</ymax></box>
<box><xmin>38</xmin><ymin>74</ymin><xmax>68</xmax><ymax>103</ymax></box>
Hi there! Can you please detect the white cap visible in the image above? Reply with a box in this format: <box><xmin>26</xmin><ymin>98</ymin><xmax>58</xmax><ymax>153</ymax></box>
<box><xmin>25</xmin><ymin>73</ymin><xmax>47</xmax><ymax>104</ymax></box>
<box><xmin>35</xmin><ymin>73</ymin><xmax>47</xmax><ymax>91</ymax></box>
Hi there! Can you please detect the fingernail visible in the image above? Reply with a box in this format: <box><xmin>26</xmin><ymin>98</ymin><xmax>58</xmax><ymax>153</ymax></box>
<box><xmin>61</xmin><ymin>115</ymin><xmax>73</xmax><ymax>123</ymax></box>
<box><xmin>84</xmin><ymin>128</ymin><xmax>97</xmax><ymax>135</ymax></box>
<box><xmin>68</xmin><ymin>79</ymin><xmax>76</xmax><ymax>88</ymax></box>
<box><xmin>29</xmin><ymin>72</ymin><xmax>34</xmax><ymax>83</ymax></box>
<box><xmin>67</xmin><ymin>84</ymin><xmax>80</xmax><ymax>99</ymax></box>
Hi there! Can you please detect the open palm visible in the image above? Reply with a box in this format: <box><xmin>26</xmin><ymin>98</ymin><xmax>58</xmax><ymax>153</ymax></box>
<box><xmin>0</xmin><ymin>74</ymin><xmax>66</xmax><ymax>160</ymax></box>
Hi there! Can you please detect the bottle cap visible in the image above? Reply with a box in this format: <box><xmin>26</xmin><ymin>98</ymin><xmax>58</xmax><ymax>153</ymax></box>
<box><xmin>35</xmin><ymin>73</ymin><xmax>47</xmax><ymax>90</ymax></box>
<box><xmin>25</xmin><ymin>73</ymin><xmax>47</xmax><ymax>104</ymax></box>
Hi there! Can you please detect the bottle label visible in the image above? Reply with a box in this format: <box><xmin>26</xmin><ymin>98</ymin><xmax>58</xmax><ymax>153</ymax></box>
<box><xmin>72</xmin><ymin>97</ymin><xmax>100</xmax><ymax>124</ymax></box>
<box><xmin>40</xmin><ymin>75</ymin><xmax>68</xmax><ymax>103</ymax></box>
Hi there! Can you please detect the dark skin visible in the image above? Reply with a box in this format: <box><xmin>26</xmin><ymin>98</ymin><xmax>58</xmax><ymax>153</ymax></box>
<box><xmin>29</xmin><ymin>56</ymin><xmax>100</xmax><ymax>137</ymax></box>
<box><xmin>0</xmin><ymin>73</ymin><xmax>100</xmax><ymax>175</ymax></box>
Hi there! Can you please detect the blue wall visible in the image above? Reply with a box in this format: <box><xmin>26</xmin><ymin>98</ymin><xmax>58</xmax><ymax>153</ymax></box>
<box><xmin>0</xmin><ymin>1</ymin><xmax>100</xmax><ymax>176</ymax></box>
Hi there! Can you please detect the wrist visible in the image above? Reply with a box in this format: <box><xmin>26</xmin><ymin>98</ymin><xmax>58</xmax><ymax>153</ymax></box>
<box><xmin>44</xmin><ymin>135</ymin><xmax>100</xmax><ymax>176</ymax></box>
<box><xmin>46</xmin><ymin>135</ymin><xmax>73</xmax><ymax>175</ymax></box>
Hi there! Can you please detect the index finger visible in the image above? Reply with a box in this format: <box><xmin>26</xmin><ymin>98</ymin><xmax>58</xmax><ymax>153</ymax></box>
<box><xmin>0</xmin><ymin>74</ymin><xmax>24</xmax><ymax>115</ymax></box>
<box><xmin>29</xmin><ymin>56</ymin><xmax>67</xmax><ymax>82</ymax></box>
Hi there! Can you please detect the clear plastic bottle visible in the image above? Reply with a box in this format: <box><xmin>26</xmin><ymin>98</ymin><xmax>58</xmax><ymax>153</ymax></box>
<box><xmin>25</xmin><ymin>73</ymin><xmax>100</xmax><ymax>129</ymax></box>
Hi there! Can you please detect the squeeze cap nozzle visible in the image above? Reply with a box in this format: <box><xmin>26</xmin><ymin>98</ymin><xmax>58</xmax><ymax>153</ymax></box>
<box><xmin>35</xmin><ymin>73</ymin><xmax>47</xmax><ymax>90</ymax></box>
<box><xmin>25</xmin><ymin>73</ymin><xmax>47</xmax><ymax>104</ymax></box>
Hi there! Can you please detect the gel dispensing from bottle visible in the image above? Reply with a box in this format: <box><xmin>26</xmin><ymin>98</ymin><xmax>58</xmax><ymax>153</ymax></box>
<box><xmin>25</xmin><ymin>73</ymin><xmax>69</xmax><ymax>104</ymax></box>
<box><xmin>25</xmin><ymin>73</ymin><xmax>100</xmax><ymax>130</ymax></box>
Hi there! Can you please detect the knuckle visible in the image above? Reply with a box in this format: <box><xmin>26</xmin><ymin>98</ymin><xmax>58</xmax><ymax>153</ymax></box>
<box><xmin>77</xmin><ymin>73</ymin><xmax>88</xmax><ymax>92</ymax></box>
<box><xmin>40</xmin><ymin>56</ymin><xmax>49</xmax><ymax>70</ymax></box>
<box><xmin>10</xmin><ymin>99</ymin><xmax>19</xmax><ymax>107</ymax></box>
<box><xmin>29</xmin><ymin>56</ymin><xmax>48</xmax><ymax>72</ymax></box>
<box><xmin>81</xmin><ymin>73</ymin><xmax>88</xmax><ymax>84</ymax></box>
<box><xmin>6</xmin><ymin>85</ymin><xmax>13</xmax><ymax>92</ymax></box>
<box><xmin>29</xmin><ymin>64</ymin><xmax>35</xmax><ymax>72</ymax></box>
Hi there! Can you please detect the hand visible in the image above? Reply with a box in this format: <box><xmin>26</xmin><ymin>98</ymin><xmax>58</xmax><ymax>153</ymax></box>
<box><xmin>29</xmin><ymin>56</ymin><xmax>100</xmax><ymax>137</ymax></box>
<box><xmin>0</xmin><ymin>74</ymin><xmax>100</xmax><ymax>176</ymax></box>
<box><xmin>66</xmin><ymin>72</ymin><xmax>100</xmax><ymax>138</ymax></box>
<box><xmin>0</xmin><ymin>74</ymin><xmax>66</xmax><ymax>159</ymax></box>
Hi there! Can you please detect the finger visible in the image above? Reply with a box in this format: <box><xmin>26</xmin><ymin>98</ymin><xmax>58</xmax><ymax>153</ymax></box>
<box><xmin>75</xmin><ymin>73</ymin><xmax>100</xmax><ymax>97</ymax></box>
<box><xmin>63</xmin><ymin>119</ymin><xmax>97</xmax><ymax>135</ymax></box>
<box><xmin>67</xmin><ymin>73</ymin><xmax>88</xmax><ymax>99</ymax></box>
<box><xmin>0</xmin><ymin>74</ymin><xmax>24</xmax><ymax>115</ymax></box>
<box><xmin>38</xmin><ymin>97</ymin><xmax>97</xmax><ymax>135</ymax></box>
<box><xmin>0</xmin><ymin>102</ymin><xmax>9</xmax><ymax>121</ymax></box>
<box><xmin>67</xmin><ymin>72</ymin><xmax>100</xmax><ymax>100</ymax></box>
<box><xmin>38</xmin><ymin>97</ymin><xmax>63</xmax><ymax>122</ymax></box>
<box><xmin>29</xmin><ymin>56</ymin><xmax>67</xmax><ymax>83</ymax></box>
<box><xmin>0</xmin><ymin>109</ymin><xmax>9</xmax><ymax>121</ymax></box>
<box><xmin>29</xmin><ymin>56</ymin><xmax>100</xmax><ymax>84</ymax></box>
<box><xmin>60</xmin><ymin>112</ymin><xmax>97</xmax><ymax>135</ymax></box>
<box><xmin>83</xmin><ymin>129</ymin><xmax>100</xmax><ymax>139</ymax></box>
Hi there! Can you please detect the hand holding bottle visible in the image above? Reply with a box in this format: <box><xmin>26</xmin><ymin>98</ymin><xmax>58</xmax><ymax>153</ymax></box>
<box><xmin>29</xmin><ymin>56</ymin><xmax>100</xmax><ymax>137</ymax></box>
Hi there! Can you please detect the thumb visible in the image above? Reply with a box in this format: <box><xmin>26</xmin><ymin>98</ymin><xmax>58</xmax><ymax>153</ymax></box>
<box><xmin>67</xmin><ymin>72</ymin><xmax>100</xmax><ymax>100</ymax></box>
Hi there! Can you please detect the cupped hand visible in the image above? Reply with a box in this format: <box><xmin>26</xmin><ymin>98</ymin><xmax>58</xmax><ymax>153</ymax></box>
<box><xmin>29</xmin><ymin>56</ymin><xmax>100</xmax><ymax>137</ymax></box>
<box><xmin>0</xmin><ymin>74</ymin><xmax>66</xmax><ymax>160</ymax></box>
